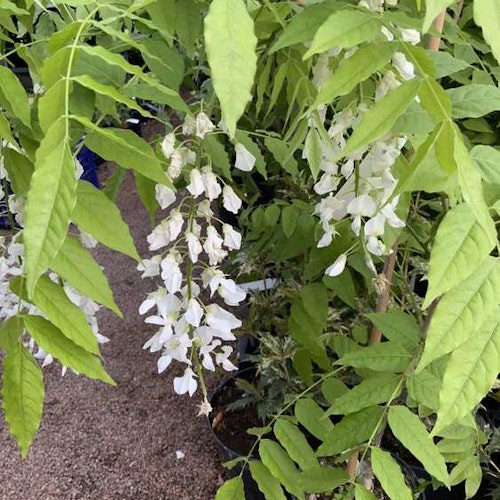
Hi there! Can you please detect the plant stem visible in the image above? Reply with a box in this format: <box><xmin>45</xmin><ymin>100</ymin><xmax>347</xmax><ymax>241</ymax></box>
<box><xmin>369</xmin><ymin>243</ymin><xmax>398</xmax><ymax>344</ymax></box>
<box><xmin>428</xmin><ymin>11</ymin><xmax>446</xmax><ymax>52</ymax></box>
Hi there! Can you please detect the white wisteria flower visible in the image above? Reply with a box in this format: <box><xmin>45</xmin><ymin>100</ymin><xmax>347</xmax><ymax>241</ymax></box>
<box><xmin>137</xmin><ymin>255</ymin><xmax>161</xmax><ymax>278</ymax></box>
<box><xmin>222</xmin><ymin>185</ymin><xmax>242</xmax><ymax>214</ymax></box>
<box><xmin>234</xmin><ymin>143</ymin><xmax>256</xmax><ymax>172</ymax></box>
<box><xmin>392</xmin><ymin>52</ymin><xmax>415</xmax><ymax>80</ymax></box>
<box><xmin>222</xmin><ymin>224</ymin><xmax>241</xmax><ymax>250</ymax></box>
<box><xmin>157</xmin><ymin>333</ymin><xmax>192</xmax><ymax>373</ymax></box>
<box><xmin>195</xmin><ymin>112</ymin><xmax>215</xmax><ymax>139</ymax></box>
<box><xmin>187</xmin><ymin>168</ymin><xmax>205</xmax><ymax>197</ymax></box>
<box><xmin>161</xmin><ymin>254</ymin><xmax>183</xmax><ymax>294</ymax></box>
<box><xmin>173</xmin><ymin>367</ymin><xmax>198</xmax><ymax>396</ymax></box>
<box><xmin>184</xmin><ymin>298</ymin><xmax>204</xmax><ymax>327</ymax></box>
<box><xmin>161</xmin><ymin>133</ymin><xmax>176</xmax><ymax>158</ymax></box>
<box><xmin>325</xmin><ymin>253</ymin><xmax>347</xmax><ymax>277</ymax></box>
<box><xmin>201</xmin><ymin>167</ymin><xmax>222</xmax><ymax>201</ymax></box>
<box><xmin>186</xmin><ymin>232</ymin><xmax>203</xmax><ymax>263</ymax></box>
<box><xmin>155</xmin><ymin>184</ymin><xmax>176</xmax><ymax>210</ymax></box>
<box><xmin>400</xmin><ymin>28</ymin><xmax>420</xmax><ymax>45</ymax></box>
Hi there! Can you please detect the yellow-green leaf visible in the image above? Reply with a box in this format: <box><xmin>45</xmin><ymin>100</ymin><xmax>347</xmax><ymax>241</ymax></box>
<box><xmin>314</xmin><ymin>43</ymin><xmax>396</xmax><ymax>107</ymax></box>
<box><xmin>418</xmin><ymin>257</ymin><xmax>500</xmax><ymax>370</ymax></box>
<box><xmin>474</xmin><ymin>0</ymin><xmax>500</xmax><ymax>65</ymax></box>
<box><xmin>24</xmin><ymin>315</ymin><xmax>115</xmax><ymax>385</ymax></box>
<box><xmin>51</xmin><ymin>234</ymin><xmax>121</xmax><ymax>316</ymax></box>
<box><xmin>434</xmin><ymin>313</ymin><xmax>500</xmax><ymax>434</ymax></box>
<box><xmin>304</xmin><ymin>10</ymin><xmax>380</xmax><ymax>59</ymax></box>
<box><xmin>204</xmin><ymin>0</ymin><xmax>257</xmax><ymax>138</ymax></box>
<box><xmin>249</xmin><ymin>460</ymin><xmax>287</xmax><ymax>500</ymax></box>
<box><xmin>424</xmin><ymin>203</ymin><xmax>495</xmax><ymax>307</ymax></box>
<box><xmin>341</xmin><ymin>79</ymin><xmax>422</xmax><ymax>159</ymax></box>
<box><xmin>0</xmin><ymin>65</ymin><xmax>31</xmax><ymax>127</ymax></box>
<box><xmin>371</xmin><ymin>448</ymin><xmax>413</xmax><ymax>500</ymax></box>
<box><xmin>24</xmin><ymin>118</ymin><xmax>77</xmax><ymax>296</ymax></box>
<box><xmin>72</xmin><ymin>180</ymin><xmax>140</xmax><ymax>261</ymax></box>
<box><xmin>2</xmin><ymin>343</ymin><xmax>44</xmax><ymax>458</ymax></box>
<box><xmin>388</xmin><ymin>406</ymin><xmax>449</xmax><ymax>485</ymax></box>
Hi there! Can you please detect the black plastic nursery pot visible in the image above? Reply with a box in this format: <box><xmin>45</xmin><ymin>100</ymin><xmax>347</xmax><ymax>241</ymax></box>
<box><xmin>208</xmin><ymin>367</ymin><xmax>268</xmax><ymax>500</ymax></box>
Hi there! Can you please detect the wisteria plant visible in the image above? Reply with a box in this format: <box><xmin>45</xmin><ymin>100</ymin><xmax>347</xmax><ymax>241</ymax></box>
<box><xmin>0</xmin><ymin>0</ymin><xmax>499</xmax><ymax>499</ymax></box>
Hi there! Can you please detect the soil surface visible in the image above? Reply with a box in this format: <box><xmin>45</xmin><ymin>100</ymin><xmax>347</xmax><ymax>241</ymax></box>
<box><xmin>0</xmin><ymin>170</ymin><xmax>224</xmax><ymax>499</ymax></box>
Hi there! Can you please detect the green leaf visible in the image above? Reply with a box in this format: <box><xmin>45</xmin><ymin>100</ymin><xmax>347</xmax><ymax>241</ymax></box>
<box><xmin>51</xmin><ymin>234</ymin><xmax>121</xmax><ymax>316</ymax></box>
<box><xmin>71</xmin><ymin>75</ymin><xmax>154</xmax><ymax>120</ymax></box>
<box><xmin>303</xmin><ymin>127</ymin><xmax>322</xmax><ymax>180</ymax></box>
<box><xmin>355</xmin><ymin>484</ymin><xmax>377</xmax><ymax>500</ymax></box>
<box><xmin>259</xmin><ymin>439</ymin><xmax>304</xmax><ymax>499</ymax></box>
<box><xmin>371</xmin><ymin>448</ymin><xmax>413</xmax><ymax>500</ymax></box>
<box><xmin>424</xmin><ymin>203</ymin><xmax>495</xmax><ymax>307</ymax></box>
<box><xmin>295</xmin><ymin>397</ymin><xmax>334</xmax><ymax>441</ymax></box>
<box><xmin>274</xmin><ymin>419</ymin><xmax>318</xmax><ymax>470</ymax></box>
<box><xmin>304</xmin><ymin>10</ymin><xmax>380</xmax><ymax>59</ymax></box>
<box><xmin>388</xmin><ymin>406</ymin><xmax>449</xmax><ymax>485</ymax></box>
<box><xmin>265</xmin><ymin>137</ymin><xmax>298</xmax><ymax>176</ymax></box>
<box><xmin>11</xmin><ymin>275</ymin><xmax>99</xmax><ymax>355</ymax></box>
<box><xmin>203</xmin><ymin>135</ymin><xmax>231</xmax><ymax>180</ymax></box>
<box><xmin>447</xmin><ymin>84</ymin><xmax>500</xmax><ymax>119</ymax></box>
<box><xmin>341</xmin><ymin>79</ymin><xmax>422</xmax><ymax>159</ymax></box>
<box><xmin>72</xmin><ymin>180</ymin><xmax>140</xmax><ymax>261</ymax></box>
<box><xmin>204</xmin><ymin>0</ymin><xmax>257</xmax><ymax>138</ymax></box>
<box><xmin>215</xmin><ymin>476</ymin><xmax>245</xmax><ymax>500</ymax></box>
<box><xmin>121</xmin><ymin>80</ymin><xmax>188</xmax><ymax>113</ymax></box>
<box><xmin>0</xmin><ymin>316</ymin><xmax>23</xmax><ymax>350</ymax></box>
<box><xmin>393</xmin><ymin>102</ymin><xmax>436</xmax><ymax>135</ymax></box>
<box><xmin>134</xmin><ymin>171</ymin><xmax>157</xmax><ymax>226</ymax></box>
<box><xmin>366</xmin><ymin>311</ymin><xmax>420</xmax><ymax>350</ymax></box>
<box><xmin>3</xmin><ymin>149</ymin><xmax>33</xmax><ymax>196</ymax></box>
<box><xmin>455</xmin><ymin>134</ymin><xmax>497</xmax><ymax>246</ymax></box>
<box><xmin>327</xmin><ymin>374</ymin><xmax>402</xmax><ymax>415</ymax></box>
<box><xmin>270</xmin><ymin>2</ymin><xmax>338</xmax><ymax>53</ymax></box>
<box><xmin>434</xmin><ymin>313</ymin><xmax>500</xmax><ymax>434</ymax></box>
<box><xmin>426</xmin><ymin>50</ymin><xmax>470</xmax><ymax>78</ymax></box>
<box><xmin>474</xmin><ymin>0</ymin><xmax>500</xmax><ymax>66</ymax></box>
<box><xmin>417</xmin><ymin>257</ymin><xmax>500</xmax><ymax>370</ymax></box>
<box><xmin>317</xmin><ymin>406</ymin><xmax>384</xmax><ymax>457</ymax></box>
<box><xmin>24</xmin><ymin>118</ymin><xmax>77</xmax><ymax>296</ymax></box>
<box><xmin>298</xmin><ymin>467</ymin><xmax>349</xmax><ymax>493</ymax></box>
<box><xmin>470</xmin><ymin>145</ymin><xmax>500</xmax><ymax>185</ymax></box>
<box><xmin>38</xmin><ymin>79</ymin><xmax>66</xmax><ymax>134</ymax></box>
<box><xmin>0</xmin><ymin>66</ymin><xmax>31</xmax><ymax>127</ymax></box>
<box><xmin>281</xmin><ymin>206</ymin><xmax>298</xmax><ymax>238</ymax></box>
<box><xmin>175</xmin><ymin>0</ymin><xmax>201</xmax><ymax>57</ymax></box>
<box><xmin>79</xmin><ymin>121</ymin><xmax>168</xmax><ymax>185</ymax></box>
<box><xmin>2</xmin><ymin>343</ymin><xmax>44</xmax><ymax>458</ymax></box>
<box><xmin>289</xmin><ymin>283</ymin><xmax>330</xmax><ymax>369</ymax></box>
<box><xmin>417</xmin><ymin>76</ymin><xmax>451</xmax><ymax>123</ymax></box>
<box><xmin>335</xmin><ymin>342</ymin><xmax>413</xmax><ymax>373</ymax></box>
<box><xmin>249</xmin><ymin>460</ymin><xmax>287</xmax><ymax>500</ymax></box>
<box><xmin>0</xmin><ymin>112</ymin><xmax>14</xmax><ymax>144</ymax></box>
<box><xmin>423</xmin><ymin>0</ymin><xmax>456</xmax><ymax>33</ymax></box>
<box><xmin>315</xmin><ymin>43</ymin><xmax>395</xmax><ymax>107</ymax></box>
<box><xmin>24</xmin><ymin>315</ymin><xmax>115</xmax><ymax>385</ymax></box>
<box><xmin>407</xmin><ymin>364</ymin><xmax>442</xmax><ymax>411</ymax></box>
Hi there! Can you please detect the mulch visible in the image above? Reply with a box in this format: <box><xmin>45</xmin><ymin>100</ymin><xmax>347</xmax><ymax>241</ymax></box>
<box><xmin>0</xmin><ymin>170</ymin><xmax>225</xmax><ymax>500</ymax></box>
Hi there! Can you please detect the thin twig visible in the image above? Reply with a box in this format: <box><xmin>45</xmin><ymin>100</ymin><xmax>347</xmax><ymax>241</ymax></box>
<box><xmin>369</xmin><ymin>244</ymin><xmax>399</xmax><ymax>344</ymax></box>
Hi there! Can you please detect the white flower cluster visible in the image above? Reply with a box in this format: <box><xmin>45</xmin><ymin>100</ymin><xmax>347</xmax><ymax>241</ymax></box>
<box><xmin>313</xmin><ymin>30</ymin><xmax>418</xmax><ymax>276</ymax></box>
<box><xmin>139</xmin><ymin>113</ymin><xmax>250</xmax><ymax>413</ymax></box>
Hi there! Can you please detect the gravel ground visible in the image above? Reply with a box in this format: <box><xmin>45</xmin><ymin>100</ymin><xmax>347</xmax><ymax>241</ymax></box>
<box><xmin>0</xmin><ymin>171</ymin><xmax>224</xmax><ymax>499</ymax></box>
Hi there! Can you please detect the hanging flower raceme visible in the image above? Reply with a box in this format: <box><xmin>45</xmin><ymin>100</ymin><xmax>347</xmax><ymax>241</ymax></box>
<box><xmin>138</xmin><ymin>114</ymin><xmax>246</xmax><ymax>415</ymax></box>
<box><xmin>311</xmin><ymin>24</ymin><xmax>412</xmax><ymax>278</ymax></box>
